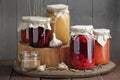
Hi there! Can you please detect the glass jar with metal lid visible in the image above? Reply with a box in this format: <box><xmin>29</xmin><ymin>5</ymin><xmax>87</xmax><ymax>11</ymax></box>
<box><xmin>46</xmin><ymin>4</ymin><xmax>70</xmax><ymax>45</ymax></box>
<box><xmin>70</xmin><ymin>25</ymin><xmax>95</xmax><ymax>69</ymax></box>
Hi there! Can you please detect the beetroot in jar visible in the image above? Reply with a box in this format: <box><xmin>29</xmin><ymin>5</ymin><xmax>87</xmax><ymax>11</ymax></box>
<box><xmin>26</xmin><ymin>16</ymin><xmax>51</xmax><ymax>48</ymax></box>
<box><xmin>70</xmin><ymin>25</ymin><xmax>95</xmax><ymax>70</ymax></box>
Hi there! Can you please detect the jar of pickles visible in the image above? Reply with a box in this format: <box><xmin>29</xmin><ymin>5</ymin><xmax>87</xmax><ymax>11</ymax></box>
<box><xmin>93</xmin><ymin>29</ymin><xmax>111</xmax><ymax>65</ymax></box>
<box><xmin>20</xmin><ymin>51</ymin><xmax>40</xmax><ymax>71</ymax></box>
<box><xmin>70</xmin><ymin>25</ymin><xmax>95</xmax><ymax>70</ymax></box>
<box><xmin>46</xmin><ymin>4</ymin><xmax>70</xmax><ymax>45</ymax></box>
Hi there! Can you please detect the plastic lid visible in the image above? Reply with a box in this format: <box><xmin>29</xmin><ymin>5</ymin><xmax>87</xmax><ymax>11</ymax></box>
<box><xmin>71</xmin><ymin>25</ymin><xmax>94</xmax><ymax>35</ymax></box>
<box><xmin>47</xmin><ymin>4</ymin><xmax>69</xmax><ymax>12</ymax></box>
<box><xmin>17</xmin><ymin>16</ymin><xmax>51</xmax><ymax>31</ymax></box>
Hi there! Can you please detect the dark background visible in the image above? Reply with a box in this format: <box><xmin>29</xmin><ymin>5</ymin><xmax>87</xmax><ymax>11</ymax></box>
<box><xmin>0</xmin><ymin>0</ymin><xmax>119</xmax><ymax>59</ymax></box>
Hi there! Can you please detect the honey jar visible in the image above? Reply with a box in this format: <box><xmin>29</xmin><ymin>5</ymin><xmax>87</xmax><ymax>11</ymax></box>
<box><xmin>46</xmin><ymin>4</ymin><xmax>70</xmax><ymax>45</ymax></box>
<box><xmin>20</xmin><ymin>51</ymin><xmax>40</xmax><ymax>71</ymax></box>
<box><xmin>93</xmin><ymin>29</ymin><xmax>111</xmax><ymax>64</ymax></box>
<box><xmin>70</xmin><ymin>25</ymin><xmax>95</xmax><ymax>70</ymax></box>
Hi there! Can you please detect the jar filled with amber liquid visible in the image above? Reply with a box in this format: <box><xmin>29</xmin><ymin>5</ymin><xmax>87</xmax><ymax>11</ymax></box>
<box><xmin>93</xmin><ymin>29</ymin><xmax>111</xmax><ymax>65</ymax></box>
<box><xmin>70</xmin><ymin>25</ymin><xmax>95</xmax><ymax>70</ymax></box>
<box><xmin>20</xmin><ymin>51</ymin><xmax>40</xmax><ymax>71</ymax></box>
<box><xmin>46</xmin><ymin>4</ymin><xmax>70</xmax><ymax>45</ymax></box>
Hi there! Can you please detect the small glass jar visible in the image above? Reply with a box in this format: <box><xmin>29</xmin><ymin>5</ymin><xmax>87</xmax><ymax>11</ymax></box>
<box><xmin>46</xmin><ymin>4</ymin><xmax>70</xmax><ymax>45</ymax></box>
<box><xmin>70</xmin><ymin>25</ymin><xmax>95</xmax><ymax>70</ymax></box>
<box><xmin>21</xmin><ymin>51</ymin><xmax>40</xmax><ymax>71</ymax></box>
<box><xmin>93</xmin><ymin>29</ymin><xmax>111</xmax><ymax>64</ymax></box>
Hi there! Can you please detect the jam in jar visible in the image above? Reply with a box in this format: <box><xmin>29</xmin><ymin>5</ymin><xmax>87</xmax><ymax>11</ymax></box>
<box><xmin>93</xmin><ymin>29</ymin><xmax>111</xmax><ymax>64</ymax></box>
<box><xmin>70</xmin><ymin>25</ymin><xmax>95</xmax><ymax>69</ymax></box>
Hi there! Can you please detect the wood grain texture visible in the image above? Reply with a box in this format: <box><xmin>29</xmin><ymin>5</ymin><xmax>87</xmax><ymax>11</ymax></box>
<box><xmin>0</xmin><ymin>62</ymin><xmax>12</xmax><ymax>80</ymax></box>
<box><xmin>92</xmin><ymin>0</ymin><xmax>117</xmax><ymax>58</ymax></box>
<box><xmin>0</xmin><ymin>0</ymin><xmax>120</xmax><ymax>59</ymax></box>
<box><xmin>69</xmin><ymin>0</ymin><xmax>93</xmax><ymax>26</ymax></box>
<box><xmin>0</xmin><ymin>0</ymin><xmax>17</xmax><ymax>59</ymax></box>
<box><xmin>10</xmin><ymin>70</ymin><xmax>40</xmax><ymax>80</ymax></box>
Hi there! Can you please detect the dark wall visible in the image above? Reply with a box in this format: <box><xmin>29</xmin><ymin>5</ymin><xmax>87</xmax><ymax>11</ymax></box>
<box><xmin>0</xmin><ymin>0</ymin><xmax>119</xmax><ymax>59</ymax></box>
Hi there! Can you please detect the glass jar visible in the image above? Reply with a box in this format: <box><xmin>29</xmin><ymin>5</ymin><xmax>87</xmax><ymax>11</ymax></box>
<box><xmin>18</xmin><ymin>17</ymin><xmax>30</xmax><ymax>43</ymax></box>
<box><xmin>21</xmin><ymin>51</ymin><xmax>40</xmax><ymax>71</ymax></box>
<box><xmin>46</xmin><ymin>4</ymin><xmax>70</xmax><ymax>45</ymax></box>
<box><xmin>93</xmin><ymin>29</ymin><xmax>111</xmax><ymax>64</ymax></box>
<box><xmin>20</xmin><ymin>16</ymin><xmax>51</xmax><ymax>48</ymax></box>
<box><xmin>70</xmin><ymin>25</ymin><xmax>95</xmax><ymax>70</ymax></box>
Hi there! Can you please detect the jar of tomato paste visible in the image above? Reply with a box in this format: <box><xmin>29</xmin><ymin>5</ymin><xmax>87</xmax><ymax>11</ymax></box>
<box><xmin>70</xmin><ymin>25</ymin><xmax>95</xmax><ymax>70</ymax></box>
<box><xmin>46</xmin><ymin>4</ymin><xmax>70</xmax><ymax>45</ymax></box>
<box><xmin>93</xmin><ymin>29</ymin><xmax>111</xmax><ymax>64</ymax></box>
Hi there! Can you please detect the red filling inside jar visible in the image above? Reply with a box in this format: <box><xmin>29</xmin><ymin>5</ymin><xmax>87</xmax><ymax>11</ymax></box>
<box><xmin>21</xmin><ymin>29</ymin><xmax>29</xmax><ymax>43</ymax></box>
<box><xmin>29</xmin><ymin>27</ymin><xmax>51</xmax><ymax>48</ymax></box>
<box><xmin>70</xmin><ymin>35</ymin><xmax>95</xmax><ymax>69</ymax></box>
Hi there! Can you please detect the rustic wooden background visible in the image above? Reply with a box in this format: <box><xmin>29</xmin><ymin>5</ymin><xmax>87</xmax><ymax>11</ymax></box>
<box><xmin>0</xmin><ymin>0</ymin><xmax>119</xmax><ymax>59</ymax></box>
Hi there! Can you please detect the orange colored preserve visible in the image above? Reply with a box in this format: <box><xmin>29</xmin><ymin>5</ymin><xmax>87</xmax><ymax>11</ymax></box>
<box><xmin>21</xmin><ymin>29</ymin><xmax>29</xmax><ymax>43</ymax></box>
<box><xmin>46</xmin><ymin>4</ymin><xmax>70</xmax><ymax>45</ymax></box>
<box><xmin>93</xmin><ymin>29</ymin><xmax>111</xmax><ymax>65</ymax></box>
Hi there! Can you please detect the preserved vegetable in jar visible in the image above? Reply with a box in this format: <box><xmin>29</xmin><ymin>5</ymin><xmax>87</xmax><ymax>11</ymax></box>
<box><xmin>70</xmin><ymin>25</ymin><xmax>95</xmax><ymax>70</ymax></box>
<box><xmin>93</xmin><ymin>29</ymin><xmax>111</xmax><ymax>64</ymax></box>
<box><xmin>18</xmin><ymin>16</ymin><xmax>51</xmax><ymax>48</ymax></box>
<box><xmin>18</xmin><ymin>17</ymin><xmax>30</xmax><ymax>43</ymax></box>
<box><xmin>46</xmin><ymin>4</ymin><xmax>70</xmax><ymax>45</ymax></box>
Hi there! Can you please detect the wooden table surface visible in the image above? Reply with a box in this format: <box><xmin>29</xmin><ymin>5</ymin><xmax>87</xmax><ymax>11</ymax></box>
<box><xmin>0</xmin><ymin>59</ymin><xmax>119</xmax><ymax>80</ymax></box>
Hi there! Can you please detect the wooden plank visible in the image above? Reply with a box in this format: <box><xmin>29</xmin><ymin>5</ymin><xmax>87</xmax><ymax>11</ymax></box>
<box><xmin>69</xmin><ymin>0</ymin><xmax>93</xmax><ymax>26</ymax></box>
<box><xmin>41</xmin><ymin>78</ymin><xmax>71</xmax><ymax>80</ymax></box>
<box><xmin>10</xmin><ymin>70</ymin><xmax>40</xmax><ymax>80</ymax></box>
<box><xmin>0</xmin><ymin>61</ymin><xmax>13</xmax><ymax>80</ymax></box>
<box><xmin>110</xmin><ymin>0</ymin><xmax>120</xmax><ymax>58</ymax></box>
<box><xmin>102</xmin><ymin>59</ymin><xmax>120</xmax><ymax>80</ymax></box>
<box><xmin>0</xmin><ymin>0</ymin><xmax>17</xmax><ymax>59</ymax></box>
<box><xmin>71</xmin><ymin>76</ymin><xmax>102</xmax><ymax>80</ymax></box>
<box><xmin>93</xmin><ymin>0</ymin><xmax>117</xmax><ymax>58</ymax></box>
<box><xmin>0</xmin><ymin>0</ymin><xmax>2</xmax><ymax>59</ymax></box>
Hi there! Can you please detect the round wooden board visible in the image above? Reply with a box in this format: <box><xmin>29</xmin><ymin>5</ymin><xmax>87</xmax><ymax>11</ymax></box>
<box><xmin>13</xmin><ymin>60</ymin><xmax>116</xmax><ymax>78</ymax></box>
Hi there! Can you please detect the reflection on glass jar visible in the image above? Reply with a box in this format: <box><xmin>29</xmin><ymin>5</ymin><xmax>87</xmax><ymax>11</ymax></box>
<box><xmin>70</xmin><ymin>25</ymin><xmax>95</xmax><ymax>70</ymax></box>
<box><xmin>21</xmin><ymin>51</ymin><xmax>40</xmax><ymax>71</ymax></box>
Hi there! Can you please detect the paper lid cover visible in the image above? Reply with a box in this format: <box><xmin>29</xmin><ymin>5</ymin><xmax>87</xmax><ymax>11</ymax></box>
<box><xmin>17</xmin><ymin>16</ymin><xmax>51</xmax><ymax>31</ymax></box>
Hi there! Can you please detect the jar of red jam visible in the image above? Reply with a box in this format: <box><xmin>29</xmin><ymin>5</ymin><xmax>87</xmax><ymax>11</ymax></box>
<box><xmin>70</xmin><ymin>25</ymin><xmax>95</xmax><ymax>70</ymax></box>
<box><xmin>18</xmin><ymin>17</ymin><xmax>30</xmax><ymax>43</ymax></box>
<box><xmin>93</xmin><ymin>29</ymin><xmax>111</xmax><ymax>65</ymax></box>
<box><xmin>27</xmin><ymin>16</ymin><xmax>51</xmax><ymax>48</ymax></box>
